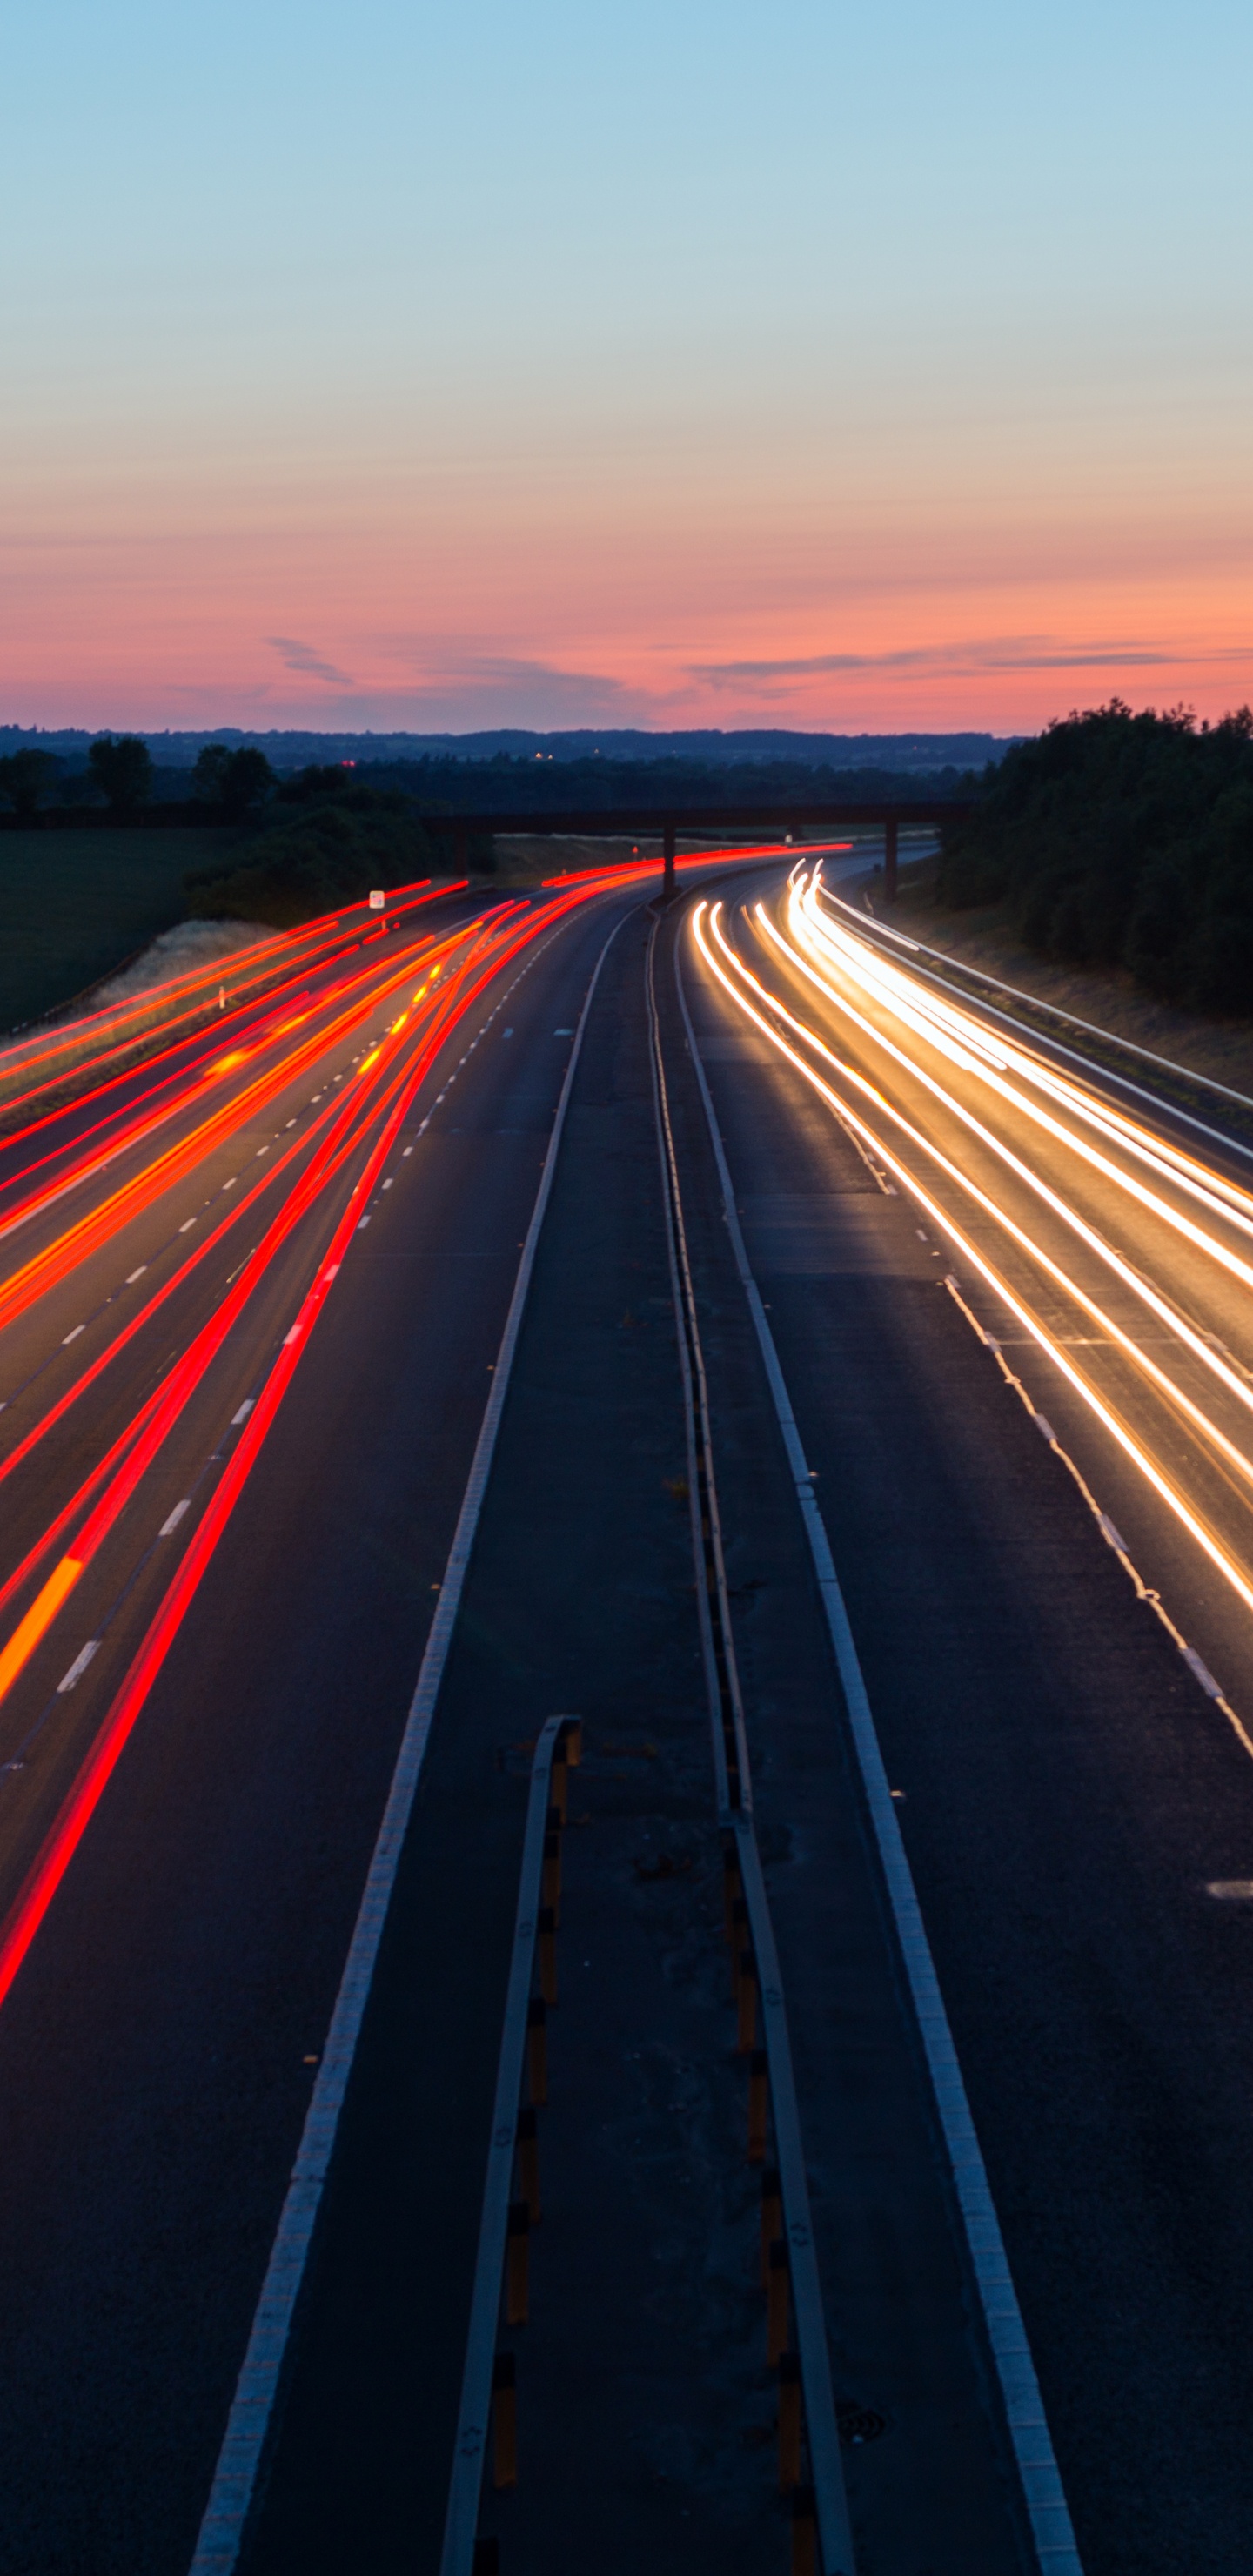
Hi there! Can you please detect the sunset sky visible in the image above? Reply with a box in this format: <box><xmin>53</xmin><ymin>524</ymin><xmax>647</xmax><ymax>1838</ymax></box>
<box><xmin>3</xmin><ymin>0</ymin><xmax>1250</xmax><ymax>736</ymax></box>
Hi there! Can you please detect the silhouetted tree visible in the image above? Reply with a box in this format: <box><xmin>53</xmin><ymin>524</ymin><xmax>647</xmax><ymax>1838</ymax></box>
<box><xmin>192</xmin><ymin>744</ymin><xmax>276</xmax><ymax>815</ymax></box>
<box><xmin>275</xmin><ymin>761</ymin><xmax>358</xmax><ymax>805</ymax></box>
<box><xmin>0</xmin><ymin>748</ymin><xmax>60</xmax><ymax>819</ymax></box>
<box><xmin>936</xmin><ymin>702</ymin><xmax>1253</xmax><ymax>1010</ymax></box>
<box><xmin>88</xmin><ymin>735</ymin><xmax>153</xmax><ymax>814</ymax></box>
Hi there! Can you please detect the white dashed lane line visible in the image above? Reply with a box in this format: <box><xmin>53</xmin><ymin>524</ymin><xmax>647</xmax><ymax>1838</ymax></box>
<box><xmin>126</xmin><ymin>1266</ymin><xmax>146</xmax><ymax>1284</ymax></box>
<box><xmin>231</xmin><ymin>1399</ymin><xmax>255</xmax><ymax>1425</ymax></box>
<box><xmin>159</xmin><ymin>1499</ymin><xmax>191</xmax><ymax>1538</ymax></box>
<box><xmin>62</xmin><ymin>1325</ymin><xmax>85</xmax><ymax>1346</ymax></box>
<box><xmin>57</xmin><ymin>1640</ymin><xmax>99</xmax><ymax>1694</ymax></box>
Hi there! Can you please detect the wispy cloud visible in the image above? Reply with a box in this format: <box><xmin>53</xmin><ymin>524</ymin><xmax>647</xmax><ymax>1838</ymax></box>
<box><xmin>268</xmin><ymin>636</ymin><xmax>353</xmax><ymax>685</ymax></box>
<box><xmin>690</xmin><ymin>636</ymin><xmax>1251</xmax><ymax>689</ymax></box>
<box><xmin>369</xmin><ymin>645</ymin><xmax>653</xmax><ymax>724</ymax></box>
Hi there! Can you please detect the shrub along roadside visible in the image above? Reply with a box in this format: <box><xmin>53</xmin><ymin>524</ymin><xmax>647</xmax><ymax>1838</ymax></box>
<box><xmin>936</xmin><ymin>702</ymin><xmax>1253</xmax><ymax>1013</ymax></box>
<box><xmin>183</xmin><ymin>791</ymin><xmax>491</xmax><ymax>929</ymax></box>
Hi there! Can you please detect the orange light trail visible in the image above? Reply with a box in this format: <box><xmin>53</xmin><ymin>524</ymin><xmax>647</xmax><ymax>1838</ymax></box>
<box><xmin>0</xmin><ymin>868</ymin><xmax>618</xmax><ymax>2009</ymax></box>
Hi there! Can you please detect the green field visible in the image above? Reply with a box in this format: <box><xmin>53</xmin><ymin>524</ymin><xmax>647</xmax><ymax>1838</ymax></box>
<box><xmin>0</xmin><ymin>828</ymin><xmax>244</xmax><ymax>1030</ymax></box>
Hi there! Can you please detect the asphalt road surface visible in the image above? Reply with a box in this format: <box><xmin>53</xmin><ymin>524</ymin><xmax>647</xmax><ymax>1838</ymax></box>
<box><xmin>0</xmin><ymin>854</ymin><xmax>1252</xmax><ymax>2573</ymax></box>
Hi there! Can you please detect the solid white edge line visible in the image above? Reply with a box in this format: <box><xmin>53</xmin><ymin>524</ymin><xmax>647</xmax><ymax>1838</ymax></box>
<box><xmin>675</xmin><ymin>932</ymin><xmax>1083</xmax><ymax>2576</ymax></box>
<box><xmin>188</xmin><ymin>904</ymin><xmax>631</xmax><ymax>2576</ymax></box>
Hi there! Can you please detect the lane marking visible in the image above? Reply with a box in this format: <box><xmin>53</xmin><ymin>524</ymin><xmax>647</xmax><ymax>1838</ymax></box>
<box><xmin>676</xmin><ymin>933</ymin><xmax>1082</xmax><ymax>2576</ymax></box>
<box><xmin>125</xmin><ymin>1266</ymin><xmax>146</xmax><ymax>1284</ymax></box>
<box><xmin>188</xmin><ymin>903</ymin><xmax>632</xmax><ymax>2576</ymax></box>
<box><xmin>179</xmin><ymin>1218</ymin><xmax>197</xmax><ymax>1233</ymax></box>
<box><xmin>1207</xmin><ymin>1881</ymin><xmax>1253</xmax><ymax>1898</ymax></box>
<box><xmin>158</xmin><ymin>1499</ymin><xmax>190</xmax><ymax>1538</ymax></box>
<box><xmin>57</xmin><ymin>1640</ymin><xmax>99</xmax><ymax>1694</ymax></box>
<box><xmin>62</xmin><ymin>1325</ymin><xmax>85</xmax><ymax>1346</ymax></box>
<box><xmin>941</xmin><ymin>1273</ymin><xmax>1252</xmax><ymax>1752</ymax></box>
<box><xmin>231</xmin><ymin>1401</ymin><xmax>254</xmax><ymax>1426</ymax></box>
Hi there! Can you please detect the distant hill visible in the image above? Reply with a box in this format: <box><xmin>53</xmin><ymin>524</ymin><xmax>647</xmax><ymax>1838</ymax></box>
<box><xmin>0</xmin><ymin>724</ymin><xmax>1018</xmax><ymax>774</ymax></box>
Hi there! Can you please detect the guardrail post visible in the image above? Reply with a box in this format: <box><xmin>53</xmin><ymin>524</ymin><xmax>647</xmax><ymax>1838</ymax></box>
<box><xmin>526</xmin><ymin>1997</ymin><xmax>547</xmax><ymax>2105</ymax></box>
<box><xmin>542</xmin><ymin>1816</ymin><xmax>562</xmax><ymax>1922</ymax></box>
<box><xmin>737</xmin><ymin>1948</ymin><xmax>759</xmax><ymax>2051</ymax></box>
<box><xmin>791</xmin><ymin>2484</ymin><xmax>818</xmax><ymax>2576</ymax></box>
<box><xmin>491</xmin><ymin>2352</ymin><xmax>518</xmax><ymax>2490</ymax></box>
<box><xmin>516</xmin><ymin>2105</ymin><xmax>540</xmax><ymax>2223</ymax></box>
<box><xmin>538</xmin><ymin>1907</ymin><xmax>558</xmax><ymax>2004</ymax></box>
<box><xmin>506</xmin><ymin>2202</ymin><xmax>530</xmax><ymax>2326</ymax></box>
<box><xmin>767</xmin><ymin>2237</ymin><xmax>790</xmax><ymax>2363</ymax></box>
<box><xmin>778</xmin><ymin>2351</ymin><xmax>802</xmax><ymax>2489</ymax></box>
<box><xmin>730</xmin><ymin>1893</ymin><xmax>749</xmax><ymax>1989</ymax></box>
<box><xmin>761</xmin><ymin>2166</ymin><xmax>782</xmax><ymax>2284</ymax></box>
<box><xmin>747</xmin><ymin>2047</ymin><xmax>769</xmax><ymax>2162</ymax></box>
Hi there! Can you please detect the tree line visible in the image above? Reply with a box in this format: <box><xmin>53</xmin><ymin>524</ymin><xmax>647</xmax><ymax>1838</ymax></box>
<box><xmin>0</xmin><ymin>741</ymin><xmax>972</xmax><ymax>823</ymax></box>
<box><xmin>936</xmin><ymin>703</ymin><xmax>1253</xmax><ymax>1013</ymax></box>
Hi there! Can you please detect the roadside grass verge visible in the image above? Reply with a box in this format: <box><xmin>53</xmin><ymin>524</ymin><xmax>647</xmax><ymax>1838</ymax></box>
<box><xmin>0</xmin><ymin>827</ymin><xmax>244</xmax><ymax>1030</ymax></box>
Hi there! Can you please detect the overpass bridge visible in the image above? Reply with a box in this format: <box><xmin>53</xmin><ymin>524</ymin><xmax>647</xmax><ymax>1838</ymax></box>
<box><xmin>440</xmin><ymin>796</ymin><xmax>973</xmax><ymax>901</ymax></box>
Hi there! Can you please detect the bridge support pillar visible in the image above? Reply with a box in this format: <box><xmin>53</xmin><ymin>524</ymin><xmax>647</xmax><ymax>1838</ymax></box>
<box><xmin>884</xmin><ymin>818</ymin><xmax>898</xmax><ymax>903</ymax></box>
<box><xmin>663</xmin><ymin>822</ymin><xmax>676</xmax><ymax>902</ymax></box>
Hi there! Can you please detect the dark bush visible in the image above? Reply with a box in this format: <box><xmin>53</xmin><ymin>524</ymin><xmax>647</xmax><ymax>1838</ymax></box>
<box><xmin>183</xmin><ymin>795</ymin><xmax>487</xmax><ymax>927</ymax></box>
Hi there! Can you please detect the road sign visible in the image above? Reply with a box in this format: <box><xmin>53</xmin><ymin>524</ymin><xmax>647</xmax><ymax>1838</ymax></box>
<box><xmin>368</xmin><ymin>889</ymin><xmax>385</xmax><ymax>910</ymax></box>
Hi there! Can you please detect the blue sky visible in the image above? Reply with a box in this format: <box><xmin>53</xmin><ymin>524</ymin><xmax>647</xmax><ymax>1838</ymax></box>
<box><xmin>3</xmin><ymin>0</ymin><xmax>1250</xmax><ymax>729</ymax></box>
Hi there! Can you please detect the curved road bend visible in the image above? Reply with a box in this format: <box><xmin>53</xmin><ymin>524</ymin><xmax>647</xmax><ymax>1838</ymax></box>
<box><xmin>242</xmin><ymin>884</ymin><xmax>1034</xmax><ymax>2576</ymax></box>
<box><xmin>0</xmin><ymin>878</ymin><xmax>643</xmax><ymax>2573</ymax></box>
<box><xmin>0</xmin><ymin>848</ymin><xmax>1246</xmax><ymax>2573</ymax></box>
<box><xmin>682</xmin><ymin>866</ymin><xmax>1253</xmax><ymax>2574</ymax></box>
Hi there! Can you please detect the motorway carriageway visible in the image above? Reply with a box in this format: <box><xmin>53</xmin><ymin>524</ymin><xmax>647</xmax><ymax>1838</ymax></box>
<box><xmin>1</xmin><ymin>837</ymin><xmax>1248</xmax><ymax>2574</ymax></box>
<box><xmin>0</xmin><ymin>840</ymin><xmax>798</xmax><ymax>2574</ymax></box>
<box><xmin>682</xmin><ymin>865</ymin><xmax>1253</xmax><ymax>2573</ymax></box>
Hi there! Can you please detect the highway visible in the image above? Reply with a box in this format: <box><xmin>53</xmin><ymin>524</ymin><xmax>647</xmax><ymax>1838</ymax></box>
<box><xmin>0</xmin><ymin>845</ymin><xmax>1250</xmax><ymax>2573</ymax></box>
<box><xmin>680</xmin><ymin>865</ymin><xmax>1253</xmax><ymax>2573</ymax></box>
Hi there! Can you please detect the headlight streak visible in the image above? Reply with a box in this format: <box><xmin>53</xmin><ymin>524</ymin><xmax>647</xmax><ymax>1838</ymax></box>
<box><xmin>766</xmin><ymin>890</ymin><xmax>1253</xmax><ymax>1435</ymax></box>
<box><xmin>693</xmin><ymin>898</ymin><xmax>1253</xmax><ymax>1632</ymax></box>
<box><xmin>794</xmin><ymin>875</ymin><xmax>1253</xmax><ymax>1276</ymax></box>
<box><xmin>813</xmin><ymin>876</ymin><xmax>1253</xmax><ymax>1227</ymax></box>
